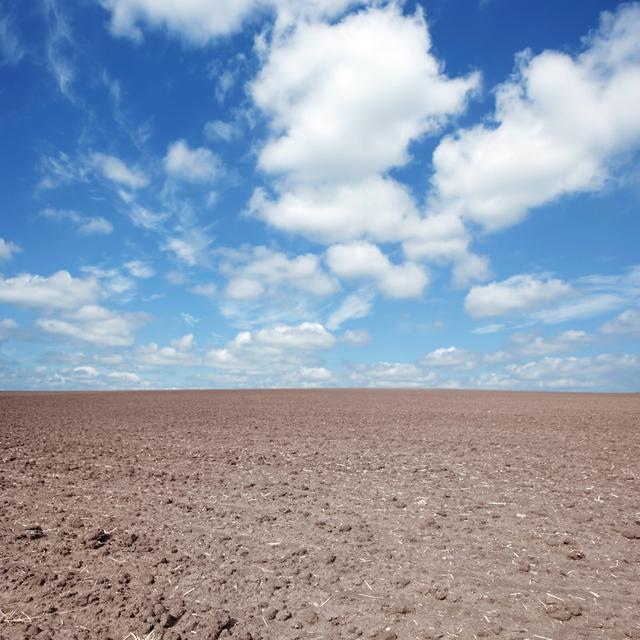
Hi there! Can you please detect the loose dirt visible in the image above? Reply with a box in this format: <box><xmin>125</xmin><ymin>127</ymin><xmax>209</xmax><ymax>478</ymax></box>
<box><xmin>0</xmin><ymin>390</ymin><xmax>639</xmax><ymax>640</ymax></box>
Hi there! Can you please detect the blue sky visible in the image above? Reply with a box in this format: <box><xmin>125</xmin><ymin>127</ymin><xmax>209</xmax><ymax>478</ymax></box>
<box><xmin>0</xmin><ymin>0</ymin><xmax>639</xmax><ymax>391</ymax></box>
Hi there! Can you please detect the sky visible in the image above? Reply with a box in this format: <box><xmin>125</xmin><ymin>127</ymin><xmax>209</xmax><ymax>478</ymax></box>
<box><xmin>0</xmin><ymin>0</ymin><xmax>639</xmax><ymax>392</ymax></box>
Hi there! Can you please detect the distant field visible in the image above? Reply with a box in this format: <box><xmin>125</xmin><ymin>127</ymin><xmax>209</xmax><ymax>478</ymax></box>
<box><xmin>1</xmin><ymin>390</ymin><xmax>639</xmax><ymax>640</ymax></box>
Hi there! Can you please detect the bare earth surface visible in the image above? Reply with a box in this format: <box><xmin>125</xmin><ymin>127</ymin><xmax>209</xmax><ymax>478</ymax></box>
<box><xmin>1</xmin><ymin>390</ymin><xmax>639</xmax><ymax>640</ymax></box>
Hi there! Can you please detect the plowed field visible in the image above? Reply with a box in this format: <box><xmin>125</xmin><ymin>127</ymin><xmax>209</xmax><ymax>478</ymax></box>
<box><xmin>1</xmin><ymin>390</ymin><xmax>639</xmax><ymax>640</ymax></box>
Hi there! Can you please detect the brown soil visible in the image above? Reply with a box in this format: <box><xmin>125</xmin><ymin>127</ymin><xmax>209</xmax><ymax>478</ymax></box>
<box><xmin>1</xmin><ymin>389</ymin><xmax>639</xmax><ymax>640</ymax></box>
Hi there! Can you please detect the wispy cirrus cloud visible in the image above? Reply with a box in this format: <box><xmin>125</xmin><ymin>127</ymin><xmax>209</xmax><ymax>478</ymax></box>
<box><xmin>0</xmin><ymin>10</ymin><xmax>25</xmax><ymax>66</ymax></box>
<box><xmin>41</xmin><ymin>207</ymin><xmax>113</xmax><ymax>235</ymax></box>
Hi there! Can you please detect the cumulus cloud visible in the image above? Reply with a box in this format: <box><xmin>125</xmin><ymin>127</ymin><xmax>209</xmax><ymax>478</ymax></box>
<box><xmin>250</xmin><ymin>177</ymin><xmax>420</xmax><ymax>245</ymax></box>
<box><xmin>164</xmin><ymin>140</ymin><xmax>220</xmax><ymax>183</ymax></box>
<box><xmin>100</xmin><ymin>0</ymin><xmax>365</xmax><ymax>44</ymax></box>
<box><xmin>170</xmin><ymin>333</ymin><xmax>194</xmax><ymax>351</ymax></box>
<box><xmin>428</xmin><ymin>4</ymin><xmax>640</xmax><ymax>231</ymax></box>
<box><xmin>248</xmin><ymin>5</ymin><xmax>480</xmax><ymax>285</ymax></box>
<box><xmin>465</xmin><ymin>265</ymin><xmax>637</xmax><ymax>324</ymax></box>
<box><xmin>250</xmin><ymin>322</ymin><xmax>335</xmax><ymax>350</ymax></box>
<box><xmin>91</xmin><ymin>152</ymin><xmax>148</xmax><ymax>189</ymax></box>
<box><xmin>221</xmin><ymin>246</ymin><xmax>338</xmax><ymax>300</ymax></box>
<box><xmin>465</xmin><ymin>274</ymin><xmax>571</xmax><ymax>318</ymax></box>
<box><xmin>138</xmin><ymin>333</ymin><xmax>199</xmax><ymax>366</ymax></box>
<box><xmin>326</xmin><ymin>241</ymin><xmax>428</xmax><ymax>298</ymax></box>
<box><xmin>421</xmin><ymin>346</ymin><xmax>477</xmax><ymax>369</ymax></box>
<box><xmin>505</xmin><ymin>353</ymin><xmax>640</xmax><ymax>390</ymax></box>
<box><xmin>208</xmin><ymin>322</ymin><xmax>333</xmax><ymax>359</ymax></box>
<box><xmin>107</xmin><ymin>371</ymin><xmax>142</xmax><ymax>383</ymax></box>
<box><xmin>206</xmin><ymin>322</ymin><xmax>336</xmax><ymax>381</ymax></box>
<box><xmin>253</xmin><ymin>6</ymin><xmax>478</xmax><ymax>184</ymax></box>
<box><xmin>0</xmin><ymin>271</ymin><xmax>100</xmax><ymax>310</ymax></box>
<box><xmin>0</xmin><ymin>238</ymin><xmax>21</xmax><ymax>261</ymax></box>
<box><xmin>37</xmin><ymin>304</ymin><xmax>147</xmax><ymax>347</ymax></box>
<box><xmin>298</xmin><ymin>366</ymin><xmax>333</xmax><ymax>382</ymax></box>
<box><xmin>73</xmin><ymin>365</ymin><xmax>99</xmax><ymax>378</ymax></box>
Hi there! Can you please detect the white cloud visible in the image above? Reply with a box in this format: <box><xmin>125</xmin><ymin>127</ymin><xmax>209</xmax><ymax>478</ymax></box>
<box><xmin>204</xmin><ymin>119</ymin><xmax>240</xmax><ymax>142</ymax></box>
<box><xmin>41</xmin><ymin>208</ymin><xmax>113</xmax><ymax>236</ymax></box>
<box><xmin>326</xmin><ymin>290</ymin><xmax>373</xmax><ymax>330</ymax></box>
<box><xmin>181</xmin><ymin>312</ymin><xmax>199</xmax><ymax>326</ymax></box>
<box><xmin>428</xmin><ymin>4</ymin><xmax>640</xmax><ymax>231</ymax></box>
<box><xmin>451</xmin><ymin>252</ymin><xmax>491</xmax><ymax>287</ymax></box>
<box><xmin>222</xmin><ymin>246</ymin><xmax>338</xmax><ymax>300</ymax></box>
<box><xmin>249</xmin><ymin>4</ymin><xmax>480</xmax><ymax>281</ymax></box>
<box><xmin>0</xmin><ymin>271</ymin><xmax>100</xmax><ymax>310</ymax></box>
<box><xmin>600</xmin><ymin>308</ymin><xmax>640</xmax><ymax>337</ymax></box>
<box><xmin>401</xmin><ymin>211</ymin><xmax>469</xmax><ymax>262</ymax></box>
<box><xmin>170</xmin><ymin>333</ymin><xmax>194</xmax><ymax>350</ymax></box>
<box><xmin>138</xmin><ymin>334</ymin><xmax>199</xmax><ymax>366</ymax></box>
<box><xmin>0</xmin><ymin>238</ymin><xmax>21</xmax><ymax>261</ymax></box>
<box><xmin>190</xmin><ymin>282</ymin><xmax>217</xmax><ymax>299</ymax></box>
<box><xmin>252</xmin><ymin>322</ymin><xmax>335</xmax><ymax>350</ymax></box>
<box><xmin>163</xmin><ymin>228</ymin><xmax>213</xmax><ymax>267</ymax></box>
<box><xmin>124</xmin><ymin>260</ymin><xmax>155</xmax><ymax>279</ymax></box>
<box><xmin>79</xmin><ymin>217</ymin><xmax>113</xmax><ymax>235</ymax></box>
<box><xmin>250</xmin><ymin>177</ymin><xmax>420</xmax><ymax>244</ymax></box>
<box><xmin>506</xmin><ymin>353</ymin><xmax>640</xmax><ymax>390</ymax></box>
<box><xmin>100</xmin><ymin>0</ymin><xmax>364</xmax><ymax>44</ymax></box>
<box><xmin>253</xmin><ymin>6</ymin><xmax>479</xmax><ymax>184</ymax></box>
<box><xmin>164</xmin><ymin>140</ymin><xmax>219</xmax><ymax>183</ymax></box>
<box><xmin>471</xmin><ymin>323</ymin><xmax>504</xmax><ymax>335</ymax></box>
<box><xmin>465</xmin><ymin>274</ymin><xmax>571</xmax><ymax>318</ymax></box>
<box><xmin>206</xmin><ymin>322</ymin><xmax>336</xmax><ymax>380</ymax></box>
<box><xmin>91</xmin><ymin>152</ymin><xmax>148</xmax><ymax>189</ymax></box>
<box><xmin>467</xmin><ymin>265</ymin><xmax>640</xmax><ymax>323</ymax></box>
<box><xmin>532</xmin><ymin>294</ymin><xmax>624</xmax><ymax>324</ymax></box>
<box><xmin>342</xmin><ymin>329</ymin><xmax>371</xmax><ymax>346</ymax></box>
<box><xmin>225</xmin><ymin>277</ymin><xmax>264</xmax><ymax>301</ymax></box>
<box><xmin>326</xmin><ymin>241</ymin><xmax>428</xmax><ymax>298</ymax></box>
<box><xmin>44</xmin><ymin>0</ymin><xmax>75</xmax><ymax>98</ymax></box>
<box><xmin>128</xmin><ymin>205</ymin><xmax>167</xmax><ymax>230</ymax></box>
<box><xmin>421</xmin><ymin>346</ymin><xmax>477</xmax><ymax>369</ymax></box>
<box><xmin>509</xmin><ymin>329</ymin><xmax>591</xmax><ymax>357</ymax></box>
<box><xmin>37</xmin><ymin>304</ymin><xmax>147</xmax><ymax>347</ymax></box>
<box><xmin>108</xmin><ymin>371</ymin><xmax>142</xmax><ymax>383</ymax></box>
<box><xmin>0</xmin><ymin>318</ymin><xmax>18</xmax><ymax>341</ymax></box>
<box><xmin>299</xmin><ymin>366</ymin><xmax>332</xmax><ymax>382</ymax></box>
<box><xmin>73</xmin><ymin>365</ymin><xmax>99</xmax><ymax>377</ymax></box>
<box><xmin>0</xmin><ymin>318</ymin><xmax>18</xmax><ymax>330</ymax></box>
<box><xmin>80</xmin><ymin>265</ymin><xmax>134</xmax><ymax>297</ymax></box>
<box><xmin>38</xmin><ymin>152</ymin><xmax>89</xmax><ymax>190</ymax></box>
